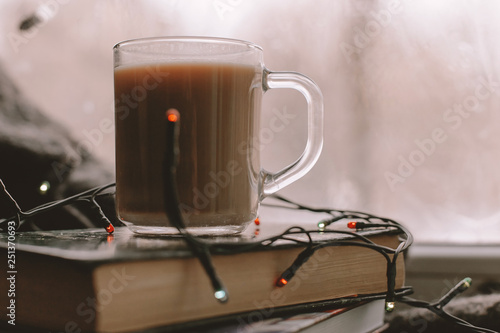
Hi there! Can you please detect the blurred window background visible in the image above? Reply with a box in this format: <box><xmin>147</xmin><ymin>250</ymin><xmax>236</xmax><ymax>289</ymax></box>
<box><xmin>1</xmin><ymin>0</ymin><xmax>500</xmax><ymax>244</ymax></box>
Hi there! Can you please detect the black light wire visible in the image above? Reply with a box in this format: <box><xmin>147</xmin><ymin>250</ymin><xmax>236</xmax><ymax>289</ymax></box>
<box><xmin>163</xmin><ymin>108</ymin><xmax>228</xmax><ymax>303</ymax></box>
<box><xmin>0</xmin><ymin>177</ymin><xmax>22</xmax><ymax>231</ymax></box>
<box><xmin>263</xmin><ymin>195</ymin><xmax>413</xmax><ymax>310</ymax></box>
<box><xmin>399</xmin><ymin>277</ymin><xmax>498</xmax><ymax>333</ymax></box>
<box><xmin>0</xmin><ymin>179</ymin><xmax>115</xmax><ymax>233</ymax></box>
<box><xmin>2</xmin><ymin>181</ymin><xmax>498</xmax><ymax>333</ymax></box>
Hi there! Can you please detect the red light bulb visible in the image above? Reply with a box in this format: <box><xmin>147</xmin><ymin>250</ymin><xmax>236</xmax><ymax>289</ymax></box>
<box><xmin>276</xmin><ymin>278</ymin><xmax>288</xmax><ymax>287</ymax></box>
<box><xmin>347</xmin><ymin>221</ymin><xmax>357</xmax><ymax>229</ymax></box>
<box><xmin>166</xmin><ymin>108</ymin><xmax>180</xmax><ymax>122</ymax></box>
<box><xmin>106</xmin><ymin>223</ymin><xmax>115</xmax><ymax>234</ymax></box>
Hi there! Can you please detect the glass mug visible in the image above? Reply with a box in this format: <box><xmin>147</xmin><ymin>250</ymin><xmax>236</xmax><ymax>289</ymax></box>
<box><xmin>113</xmin><ymin>37</ymin><xmax>323</xmax><ymax>235</ymax></box>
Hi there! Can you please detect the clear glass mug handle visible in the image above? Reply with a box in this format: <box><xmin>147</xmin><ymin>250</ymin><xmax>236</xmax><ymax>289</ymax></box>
<box><xmin>260</xmin><ymin>69</ymin><xmax>324</xmax><ymax>199</ymax></box>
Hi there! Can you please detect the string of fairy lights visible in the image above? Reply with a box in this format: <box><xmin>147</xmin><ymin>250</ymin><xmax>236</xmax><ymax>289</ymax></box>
<box><xmin>0</xmin><ymin>111</ymin><xmax>497</xmax><ymax>333</ymax></box>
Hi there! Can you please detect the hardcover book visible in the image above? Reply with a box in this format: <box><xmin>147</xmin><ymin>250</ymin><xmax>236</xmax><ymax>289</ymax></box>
<box><xmin>0</xmin><ymin>221</ymin><xmax>405</xmax><ymax>332</ymax></box>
